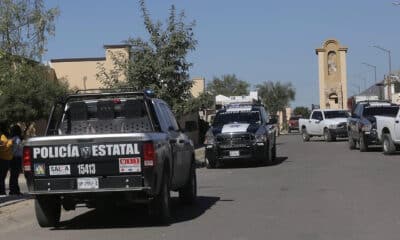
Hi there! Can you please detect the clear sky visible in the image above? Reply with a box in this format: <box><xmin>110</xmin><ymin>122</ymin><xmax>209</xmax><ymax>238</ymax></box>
<box><xmin>44</xmin><ymin>0</ymin><xmax>400</xmax><ymax>108</ymax></box>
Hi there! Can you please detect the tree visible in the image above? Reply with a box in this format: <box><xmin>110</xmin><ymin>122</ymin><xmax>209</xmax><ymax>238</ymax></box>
<box><xmin>293</xmin><ymin>106</ymin><xmax>310</xmax><ymax>118</ymax></box>
<box><xmin>97</xmin><ymin>0</ymin><xmax>197</xmax><ymax>114</ymax></box>
<box><xmin>206</xmin><ymin>74</ymin><xmax>249</xmax><ymax>97</ymax></box>
<box><xmin>257</xmin><ymin>81</ymin><xmax>295</xmax><ymax>114</ymax></box>
<box><xmin>0</xmin><ymin>0</ymin><xmax>59</xmax><ymax>61</ymax></box>
<box><xmin>0</xmin><ymin>57</ymin><xmax>68</xmax><ymax>133</ymax></box>
<box><xmin>0</xmin><ymin>0</ymin><xmax>64</xmax><ymax>134</ymax></box>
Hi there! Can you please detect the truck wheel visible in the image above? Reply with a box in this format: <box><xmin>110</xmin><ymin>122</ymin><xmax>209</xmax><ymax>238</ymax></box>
<box><xmin>179</xmin><ymin>161</ymin><xmax>197</xmax><ymax>205</ymax></box>
<box><xmin>359</xmin><ymin>134</ymin><xmax>369</xmax><ymax>152</ymax></box>
<box><xmin>383</xmin><ymin>134</ymin><xmax>396</xmax><ymax>155</ymax></box>
<box><xmin>324</xmin><ymin>128</ymin><xmax>332</xmax><ymax>142</ymax></box>
<box><xmin>271</xmin><ymin>140</ymin><xmax>277</xmax><ymax>162</ymax></box>
<box><xmin>348</xmin><ymin>136</ymin><xmax>356</xmax><ymax>150</ymax></box>
<box><xmin>151</xmin><ymin>171</ymin><xmax>171</xmax><ymax>225</ymax></box>
<box><xmin>34</xmin><ymin>195</ymin><xmax>61</xmax><ymax>228</ymax></box>
<box><xmin>302</xmin><ymin>129</ymin><xmax>310</xmax><ymax>142</ymax></box>
<box><xmin>206</xmin><ymin>157</ymin><xmax>216</xmax><ymax>169</ymax></box>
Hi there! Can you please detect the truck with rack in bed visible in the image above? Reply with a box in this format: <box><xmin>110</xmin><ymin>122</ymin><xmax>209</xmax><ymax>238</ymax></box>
<box><xmin>23</xmin><ymin>89</ymin><xmax>197</xmax><ymax>227</ymax></box>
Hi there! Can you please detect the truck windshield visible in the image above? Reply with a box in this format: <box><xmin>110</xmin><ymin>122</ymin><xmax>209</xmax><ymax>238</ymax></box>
<box><xmin>57</xmin><ymin>98</ymin><xmax>153</xmax><ymax>135</ymax></box>
<box><xmin>364</xmin><ymin>106</ymin><xmax>399</xmax><ymax>117</ymax></box>
<box><xmin>213</xmin><ymin>111</ymin><xmax>261</xmax><ymax>126</ymax></box>
<box><xmin>324</xmin><ymin>111</ymin><xmax>349</xmax><ymax>119</ymax></box>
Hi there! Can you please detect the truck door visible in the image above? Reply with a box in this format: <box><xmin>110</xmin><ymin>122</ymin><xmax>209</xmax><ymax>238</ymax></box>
<box><xmin>395</xmin><ymin>110</ymin><xmax>400</xmax><ymax>142</ymax></box>
<box><xmin>158</xmin><ymin>103</ymin><xmax>186</xmax><ymax>187</ymax></box>
<box><xmin>310</xmin><ymin>111</ymin><xmax>323</xmax><ymax>135</ymax></box>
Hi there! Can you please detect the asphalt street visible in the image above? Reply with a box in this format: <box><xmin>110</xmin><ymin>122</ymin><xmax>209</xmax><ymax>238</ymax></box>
<box><xmin>1</xmin><ymin>134</ymin><xmax>400</xmax><ymax>240</ymax></box>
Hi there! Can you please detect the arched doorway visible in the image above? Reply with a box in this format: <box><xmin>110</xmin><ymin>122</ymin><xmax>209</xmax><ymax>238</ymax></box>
<box><xmin>328</xmin><ymin>93</ymin><xmax>339</xmax><ymax>109</ymax></box>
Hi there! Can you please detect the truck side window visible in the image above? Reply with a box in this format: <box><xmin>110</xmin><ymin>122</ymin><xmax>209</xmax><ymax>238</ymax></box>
<box><xmin>46</xmin><ymin>103</ymin><xmax>65</xmax><ymax>135</ymax></box>
<box><xmin>352</xmin><ymin>104</ymin><xmax>362</xmax><ymax>118</ymax></box>
<box><xmin>260</xmin><ymin>108</ymin><xmax>268</xmax><ymax>124</ymax></box>
<box><xmin>311</xmin><ymin>111</ymin><xmax>322</xmax><ymax>120</ymax></box>
<box><xmin>160</xmin><ymin>103</ymin><xmax>179</xmax><ymax>131</ymax></box>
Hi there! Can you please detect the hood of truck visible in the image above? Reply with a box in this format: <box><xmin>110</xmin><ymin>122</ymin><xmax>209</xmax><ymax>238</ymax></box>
<box><xmin>324</xmin><ymin>118</ymin><xmax>348</xmax><ymax>125</ymax></box>
<box><xmin>211</xmin><ymin>123</ymin><xmax>261</xmax><ymax>135</ymax></box>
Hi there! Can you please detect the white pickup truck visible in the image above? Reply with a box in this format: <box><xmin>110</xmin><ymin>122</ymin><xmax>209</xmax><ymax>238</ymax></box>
<box><xmin>375</xmin><ymin>107</ymin><xmax>400</xmax><ymax>154</ymax></box>
<box><xmin>299</xmin><ymin>109</ymin><xmax>349</xmax><ymax>142</ymax></box>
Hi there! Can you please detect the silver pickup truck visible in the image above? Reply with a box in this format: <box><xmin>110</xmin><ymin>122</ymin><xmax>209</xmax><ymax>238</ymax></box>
<box><xmin>23</xmin><ymin>90</ymin><xmax>197</xmax><ymax>227</ymax></box>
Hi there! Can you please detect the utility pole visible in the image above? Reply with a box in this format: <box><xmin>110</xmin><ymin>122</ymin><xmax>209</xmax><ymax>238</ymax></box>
<box><xmin>372</xmin><ymin>45</ymin><xmax>392</xmax><ymax>101</ymax></box>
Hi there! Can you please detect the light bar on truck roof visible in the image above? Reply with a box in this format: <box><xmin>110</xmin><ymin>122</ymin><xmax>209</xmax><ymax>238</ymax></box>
<box><xmin>226</xmin><ymin>106</ymin><xmax>252</xmax><ymax>112</ymax></box>
<box><xmin>367</xmin><ymin>102</ymin><xmax>392</xmax><ymax>107</ymax></box>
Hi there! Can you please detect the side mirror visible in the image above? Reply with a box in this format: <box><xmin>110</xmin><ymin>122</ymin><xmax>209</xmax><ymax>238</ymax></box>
<box><xmin>268</xmin><ymin>118</ymin><xmax>278</xmax><ymax>124</ymax></box>
<box><xmin>351</xmin><ymin>113</ymin><xmax>358</xmax><ymax>118</ymax></box>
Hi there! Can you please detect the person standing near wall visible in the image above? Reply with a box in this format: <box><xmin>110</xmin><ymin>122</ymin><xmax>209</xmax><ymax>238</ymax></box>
<box><xmin>0</xmin><ymin>124</ymin><xmax>13</xmax><ymax>197</ymax></box>
<box><xmin>9</xmin><ymin>125</ymin><xmax>22</xmax><ymax>195</ymax></box>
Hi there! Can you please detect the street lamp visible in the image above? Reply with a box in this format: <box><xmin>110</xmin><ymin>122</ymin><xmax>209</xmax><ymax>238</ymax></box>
<box><xmin>361</xmin><ymin>62</ymin><xmax>377</xmax><ymax>83</ymax></box>
<box><xmin>372</xmin><ymin>45</ymin><xmax>392</xmax><ymax>101</ymax></box>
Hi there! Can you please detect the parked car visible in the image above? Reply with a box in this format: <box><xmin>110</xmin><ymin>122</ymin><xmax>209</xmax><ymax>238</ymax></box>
<box><xmin>288</xmin><ymin>116</ymin><xmax>301</xmax><ymax>133</ymax></box>
<box><xmin>204</xmin><ymin>103</ymin><xmax>277</xmax><ymax>168</ymax></box>
<box><xmin>375</xmin><ymin>107</ymin><xmax>400</xmax><ymax>154</ymax></box>
<box><xmin>299</xmin><ymin>109</ymin><xmax>349</xmax><ymax>142</ymax></box>
<box><xmin>23</xmin><ymin>89</ymin><xmax>197</xmax><ymax>227</ymax></box>
<box><xmin>348</xmin><ymin>100</ymin><xmax>398</xmax><ymax>151</ymax></box>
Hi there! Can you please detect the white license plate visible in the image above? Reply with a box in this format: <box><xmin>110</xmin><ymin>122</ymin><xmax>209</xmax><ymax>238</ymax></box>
<box><xmin>77</xmin><ymin>178</ymin><xmax>99</xmax><ymax>190</ymax></box>
<box><xmin>49</xmin><ymin>165</ymin><xmax>71</xmax><ymax>176</ymax></box>
<box><xmin>229</xmin><ymin>150</ymin><xmax>240</xmax><ymax>157</ymax></box>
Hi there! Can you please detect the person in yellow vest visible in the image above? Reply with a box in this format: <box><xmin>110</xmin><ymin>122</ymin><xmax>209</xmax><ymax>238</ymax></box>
<box><xmin>0</xmin><ymin>124</ymin><xmax>13</xmax><ymax>197</ymax></box>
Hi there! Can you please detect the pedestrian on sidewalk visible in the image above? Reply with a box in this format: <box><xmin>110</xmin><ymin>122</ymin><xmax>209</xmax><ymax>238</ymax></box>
<box><xmin>9</xmin><ymin>125</ymin><xmax>22</xmax><ymax>195</ymax></box>
<box><xmin>0</xmin><ymin>123</ymin><xmax>13</xmax><ymax>197</ymax></box>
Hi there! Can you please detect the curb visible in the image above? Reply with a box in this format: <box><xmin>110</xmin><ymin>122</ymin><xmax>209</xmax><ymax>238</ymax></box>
<box><xmin>0</xmin><ymin>195</ymin><xmax>33</xmax><ymax>208</ymax></box>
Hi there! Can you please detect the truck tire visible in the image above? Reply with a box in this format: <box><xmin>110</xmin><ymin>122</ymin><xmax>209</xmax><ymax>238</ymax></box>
<box><xmin>34</xmin><ymin>195</ymin><xmax>61</xmax><ymax>228</ymax></box>
<box><xmin>348</xmin><ymin>136</ymin><xmax>356</xmax><ymax>150</ymax></box>
<box><xmin>383</xmin><ymin>134</ymin><xmax>396</xmax><ymax>155</ymax></box>
<box><xmin>302</xmin><ymin>128</ymin><xmax>310</xmax><ymax>142</ymax></box>
<box><xmin>324</xmin><ymin>128</ymin><xmax>332</xmax><ymax>142</ymax></box>
<box><xmin>262</xmin><ymin>142</ymin><xmax>272</xmax><ymax>165</ymax></box>
<box><xmin>359</xmin><ymin>134</ymin><xmax>369</xmax><ymax>152</ymax></box>
<box><xmin>179</xmin><ymin>161</ymin><xmax>197</xmax><ymax>205</ymax></box>
<box><xmin>151</xmin><ymin>171</ymin><xmax>171</xmax><ymax>225</ymax></box>
<box><xmin>206</xmin><ymin>157</ymin><xmax>216</xmax><ymax>169</ymax></box>
<box><xmin>271</xmin><ymin>140</ymin><xmax>277</xmax><ymax>162</ymax></box>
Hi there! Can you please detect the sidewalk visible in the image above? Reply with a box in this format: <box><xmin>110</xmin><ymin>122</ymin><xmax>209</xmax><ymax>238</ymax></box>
<box><xmin>0</xmin><ymin>173</ymin><xmax>31</xmax><ymax>207</ymax></box>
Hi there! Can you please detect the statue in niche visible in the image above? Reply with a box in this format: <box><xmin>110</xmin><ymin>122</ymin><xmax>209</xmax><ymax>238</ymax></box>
<box><xmin>327</xmin><ymin>51</ymin><xmax>337</xmax><ymax>75</ymax></box>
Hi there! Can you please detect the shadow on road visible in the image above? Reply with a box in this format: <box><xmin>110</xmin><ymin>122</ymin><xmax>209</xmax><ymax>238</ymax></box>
<box><xmin>54</xmin><ymin>196</ymin><xmax>220</xmax><ymax>230</ymax></box>
<box><xmin>218</xmin><ymin>156</ymin><xmax>289</xmax><ymax>169</ymax></box>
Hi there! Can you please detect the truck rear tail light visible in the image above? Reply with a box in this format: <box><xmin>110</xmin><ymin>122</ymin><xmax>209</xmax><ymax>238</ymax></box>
<box><xmin>23</xmin><ymin>147</ymin><xmax>32</xmax><ymax>172</ymax></box>
<box><xmin>143</xmin><ymin>142</ymin><xmax>156</xmax><ymax>166</ymax></box>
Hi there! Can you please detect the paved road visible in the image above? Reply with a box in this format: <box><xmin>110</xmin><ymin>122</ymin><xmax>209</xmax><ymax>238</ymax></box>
<box><xmin>1</xmin><ymin>134</ymin><xmax>400</xmax><ymax>240</ymax></box>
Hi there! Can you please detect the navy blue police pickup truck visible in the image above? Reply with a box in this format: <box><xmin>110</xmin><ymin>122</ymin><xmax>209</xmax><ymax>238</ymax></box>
<box><xmin>23</xmin><ymin>89</ymin><xmax>197</xmax><ymax>227</ymax></box>
<box><xmin>204</xmin><ymin>103</ymin><xmax>277</xmax><ymax>168</ymax></box>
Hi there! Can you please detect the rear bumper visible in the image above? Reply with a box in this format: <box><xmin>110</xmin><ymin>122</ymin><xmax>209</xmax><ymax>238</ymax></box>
<box><xmin>26</xmin><ymin>175</ymin><xmax>152</xmax><ymax>195</ymax></box>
